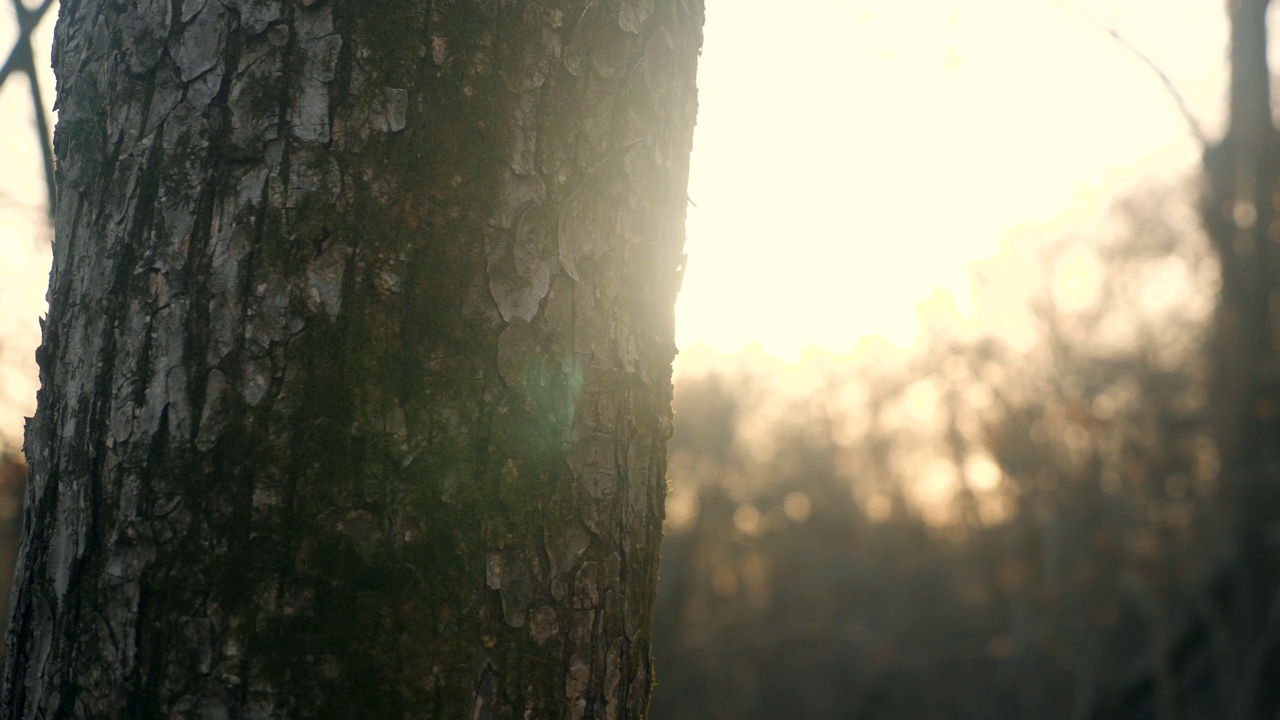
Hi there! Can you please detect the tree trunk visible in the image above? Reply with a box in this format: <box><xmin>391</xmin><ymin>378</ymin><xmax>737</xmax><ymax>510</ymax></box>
<box><xmin>1202</xmin><ymin>0</ymin><xmax>1280</xmax><ymax>715</ymax></box>
<box><xmin>2</xmin><ymin>1</ymin><xmax>702</xmax><ymax>717</ymax></box>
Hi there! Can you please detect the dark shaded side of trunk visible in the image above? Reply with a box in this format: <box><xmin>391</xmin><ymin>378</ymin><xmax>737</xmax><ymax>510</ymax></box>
<box><xmin>2</xmin><ymin>1</ymin><xmax>702</xmax><ymax>717</ymax></box>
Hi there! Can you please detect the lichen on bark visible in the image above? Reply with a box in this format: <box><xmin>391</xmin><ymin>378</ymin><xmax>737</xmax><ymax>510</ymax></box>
<box><xmin>3</xmin><ymin>0</ymin><xmax>702</xmax><ymax>717</ymax></box>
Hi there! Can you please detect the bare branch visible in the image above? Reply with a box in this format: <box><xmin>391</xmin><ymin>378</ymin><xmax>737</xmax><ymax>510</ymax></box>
<box><xmin>1042</xmin><ymin>0</ymin><xmax>1209</xmax><ymax>148</ymax></box>
<box><xmin>0</xmin><ymin>0</ymin><xmax>56</xmax><ymax>216</ymax></box>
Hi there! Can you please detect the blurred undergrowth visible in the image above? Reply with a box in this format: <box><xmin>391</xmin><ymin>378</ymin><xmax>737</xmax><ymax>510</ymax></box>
<box><xmin>653</xmin><ymin>178</ymin><xmax>1234</xmax><ymax>720</ymax></box>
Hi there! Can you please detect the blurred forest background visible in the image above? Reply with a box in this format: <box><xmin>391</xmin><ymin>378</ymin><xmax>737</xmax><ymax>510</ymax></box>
<box><xmin>2</xmin><ymin>0</ymin><xmax>1280</xmax><ymax>719</ymax></box>
<box><xmin>654</xmin><ymin>193</ymin><xmax>1233</xmax><ymax>718</ymax></box>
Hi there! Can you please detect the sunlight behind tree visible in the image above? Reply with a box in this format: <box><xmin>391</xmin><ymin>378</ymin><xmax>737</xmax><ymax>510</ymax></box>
<box><xmin>676</xmin><ymin>0</ymin><xmax>1225</xmax><ymax>363</ymax></box>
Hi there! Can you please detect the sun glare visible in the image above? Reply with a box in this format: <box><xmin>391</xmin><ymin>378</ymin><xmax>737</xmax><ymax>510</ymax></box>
<box><xmin>674</xmin><ymin>0</ymin><xmax>1225</xmax><ymax>365</ymax></box>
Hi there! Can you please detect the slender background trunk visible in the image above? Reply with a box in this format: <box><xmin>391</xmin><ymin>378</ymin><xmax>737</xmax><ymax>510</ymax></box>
<box><xmin>2</xmin><ymin>1</ymin><xmax>702</xmax><ymax>717</ymax></box>
<box><xmin>1201</xmin><ymin>0</ymin><xmax>1280</xmax><ymax>715</ymax></box>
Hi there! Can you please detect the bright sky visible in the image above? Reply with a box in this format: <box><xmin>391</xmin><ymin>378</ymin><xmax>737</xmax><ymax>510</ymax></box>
<box><xmin>0</xmin><ymin>0</ymin><xmax>1239</xmax><ymax>440</ymax></box>
<box><xmin>0</xmin><ymin>3</ymin><xmax>54</xmax><ymax>444</ymax></box>
<box><xmin>676</xmin><ymin>0</ymin><xmax>1227</xmax><ymax>362</ymax></box>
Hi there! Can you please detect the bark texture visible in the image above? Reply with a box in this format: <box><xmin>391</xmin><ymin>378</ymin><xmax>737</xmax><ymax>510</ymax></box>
<box><xmin>3</xmin><ymin>0</ymin><xmax>702</xmax><ymax>717</ymax></box>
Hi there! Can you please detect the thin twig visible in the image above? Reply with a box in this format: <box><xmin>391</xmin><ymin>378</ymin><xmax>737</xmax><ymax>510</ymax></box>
<box><xmin>1041</xmin><ymin>0</ymin><xmax>1208</xmax><ymax>148</ymax></box>
<box><xmin>0</xmin><ymin>0</ymin><xmax>57</xmax><ymax>216</ymax></box>
<box><xmin>27</xmin><ymin>65</ymin><xmax>53</xmax><ymax>215</ymax></box>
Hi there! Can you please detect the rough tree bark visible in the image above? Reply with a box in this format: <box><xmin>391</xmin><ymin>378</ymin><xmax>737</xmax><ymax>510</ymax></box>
<box><xmin>2</xmin><ymin>0</ymin><xmax>702</xmax><ymax>717</ymax></box>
